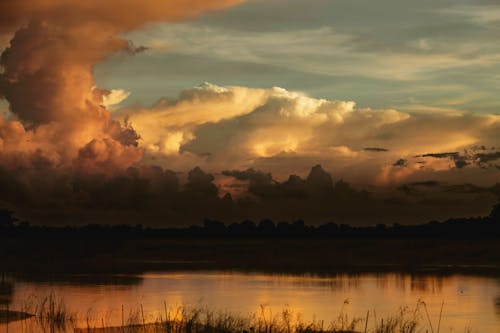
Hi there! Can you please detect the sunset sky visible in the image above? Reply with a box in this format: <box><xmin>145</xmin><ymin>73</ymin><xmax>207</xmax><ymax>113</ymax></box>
<box><xmin>0</xmin><ymin>0</ymin><xmax>499</xmax><ymax>225</ymax></box>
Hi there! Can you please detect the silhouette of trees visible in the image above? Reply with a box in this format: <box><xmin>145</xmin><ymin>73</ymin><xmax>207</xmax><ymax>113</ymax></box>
<box><xmin>0</xmin><ymin>209</ymin><xmax>16</xmax><ymax>229</ymax></box>
<box><xmin>258</xmin><ymin>219</ymin><xmax>276</xmax><ymax>233</ymax></box>
<box><xmin>203</xmin><ymin>218</ymin><xmax>225</xmax><ymax>234</ymax></box>
<box><xmin>490</xmin><ymin>203</ymin><xmax>500</xmax><ymax>223</ymax></box>
<box><xmin>0</xmin><ymin>211</ymin><xmax>499</xmax><ymax>239</ymax></box>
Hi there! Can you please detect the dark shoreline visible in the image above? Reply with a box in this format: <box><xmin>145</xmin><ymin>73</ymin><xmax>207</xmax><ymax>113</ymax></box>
<box><xmin>2</xmin><ymin>238</ymin><xmax>500</xmax><ymax>276</ymax></box>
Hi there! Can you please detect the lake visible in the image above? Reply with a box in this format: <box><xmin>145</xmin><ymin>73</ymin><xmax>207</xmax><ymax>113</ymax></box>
<box><xmin>1</xmin><ymin>271</ymin><xmax>499</xmax><ymax>332</ymax></box>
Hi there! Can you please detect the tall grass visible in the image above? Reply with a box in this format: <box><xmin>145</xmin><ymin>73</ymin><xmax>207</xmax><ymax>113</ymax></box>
<box><xmin>14</xmin><ymin>295</ymin><xmax>450</xmax><ymax>333</ymax></box>
<box><xmin>20</xmin><ymin>293</ymin><xmax>76</xmax><ymax>330</ymax></box>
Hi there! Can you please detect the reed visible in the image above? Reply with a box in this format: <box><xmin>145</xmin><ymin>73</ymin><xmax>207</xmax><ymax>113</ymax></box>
<box><xmin>21</xmin><ymin>293</ymin><xmax>76</xmax><ymax>330</ymax></box>
<box><xmin>12</xmin><ymin>295</ymin><xmax>458</xmax><ymax>333</ymax></box>
<box><xmin>71</xmin><ymin>303</ymin><xmax>436</xmax><ymax>333</ymax></box>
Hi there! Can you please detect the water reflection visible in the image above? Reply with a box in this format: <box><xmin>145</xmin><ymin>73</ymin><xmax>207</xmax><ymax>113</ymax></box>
<box><xmin>0</xmin><ymin>271</ymin><xmax>498</xmax><ymax>333</ymax></box>
<box><xmin>374</xmin><ymin>274</ymin><xmax>445</xmax><ymax>293</ymax></box>
<box><xmin>495</xmin><ymin>296</ymin><xmax>500</xmax><ymax>315</ymax></box>
<box><xmin>11</xmin><ymin>273</ymin><xmax>143</xmax><ymax>287</ymax></box>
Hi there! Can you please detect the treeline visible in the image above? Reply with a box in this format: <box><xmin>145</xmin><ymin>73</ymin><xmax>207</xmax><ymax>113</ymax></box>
<box><xmin>1</xmin><ymin>203</ymin><xmax>499</xmax><ymax>240</ymax></box>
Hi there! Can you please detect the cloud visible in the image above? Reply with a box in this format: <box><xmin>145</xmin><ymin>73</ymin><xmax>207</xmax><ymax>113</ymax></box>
<box><xmin>93</xmin><ymin>0</ymin><xmax>500</xmax><ymax>118</ymax></box>
<box><xmin>118</xmin><ymin>83</ymin><xmax>500</xmax><ymax>187</ymax></box>
<box><xmin>0</xmin><ymin>1</ymin><xmax>244</xmax><ymax>173</ymax></box>
<box><xmin>439</xmin><ymin>5</ymin><xmax>500</xmax><ymax>25</ymax></box>
<box><xmin>364</xmin><ymin>147</ymin><xmax>389</xmax><ymax>152</ymax></box>
<box><xmin>122</xmin><ymin>17</ymin><xmax>500</xmax><ymax>84</ymax></box>
<box><xmin>0</xmin><ymin>1</ymin><xmax>245</xmax><ymax>224</ymax></box>
<box><xmin>475</xmin><ymin>151</ymin><xmax>500</xmax><ymax>164</ymax></box>
<box><xmin>393</xmin><ymin>159</ymin><xmax>408</xmax><ymax>167</ymax></box>
<box><xmin>1</xmin><ymin>161</ymin><xmax>495</xmax><ymax>227</ymax></box>
<box><xmin>0</xmin><ymin>1</ymin><xmax>244</xmax><ymax>37</ymax></box>
<box><xmin>220</xmin><ymin>165</ymin><xmax>498</xmax><ymax>225</ymax></box>
<box><xmin>407</xmin><ymin>146</ymin><xmax>500</xmax><ymax>171</ymax></box>
<box><xmin>101</xmin><ymin>89</ymin><xmax>131</xmax><ymax>109</ymax></box>
<box><xmin>397</xmin><ymin>179</ymin><xmax>496</xmax><ymax>200</ymax></box>
<box><xmin>123</xmin><ymin>84</ymin><xmax>407</xmax><ymax>175</ymax></box>
<box><xmin>0</xmin><ymin>1</ymin><xmax>499</xmax><ymax>226</ymax></box>
<box><xmin>419</xmin><ymin>152</ymin><xmax>469</xmax><ymax>169</ymax></box>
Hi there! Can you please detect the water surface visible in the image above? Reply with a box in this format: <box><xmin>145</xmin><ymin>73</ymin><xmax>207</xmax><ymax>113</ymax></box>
<box><xmin>1</xmin><ymin>271</ymin><xmax>499</xmax><ymax>332</ymax></box>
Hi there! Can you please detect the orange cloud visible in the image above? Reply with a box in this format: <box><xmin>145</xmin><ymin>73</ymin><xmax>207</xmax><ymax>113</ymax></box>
<box><xmin>0</xmin><ymin>0</ymin><xmax>244</xmax><ymax>174</ymax></box>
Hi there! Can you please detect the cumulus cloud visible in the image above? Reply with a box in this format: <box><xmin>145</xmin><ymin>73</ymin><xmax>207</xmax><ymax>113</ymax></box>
<box><xmin>120</xmin><ymin>83</ymin><xmax>500</xmax><ymax>187</ymax></box>
<box><xmin>123</xmin><ymin>84</ymin><xmax>407</xmax><ymax>175</ymax></box>
<box><xmin>0</xmin><ymin>1</ymin><xmax>245</xmax><ymax>224</ymax></box>
<box><xmin>0</xmin><ymin>1</ymin><xmax>243</xmax><ymax>172</ymax></box>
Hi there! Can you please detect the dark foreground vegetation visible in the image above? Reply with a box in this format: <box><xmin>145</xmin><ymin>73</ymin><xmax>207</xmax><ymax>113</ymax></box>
<box><xmin>6</xmin><ymin>295</ymin><xmax>454</xmax><ymax>333</ymax></box>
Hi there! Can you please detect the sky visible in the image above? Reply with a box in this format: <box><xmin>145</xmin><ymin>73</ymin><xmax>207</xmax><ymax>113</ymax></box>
<box><xmin>98</xmin><ymin>0</ymin><xmax>500</xmax><ymax>112</ymax></box>
<box><xmin>0</xmin><ymin>0</ymin><xmax>499</xmax><ymax>226</ymax></box>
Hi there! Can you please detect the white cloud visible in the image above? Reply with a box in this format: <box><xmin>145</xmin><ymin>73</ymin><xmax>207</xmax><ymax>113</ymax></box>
<box><xmin>101</xmin><ymin>89</ymin><xmax>131</xmax><ymax>109</ymax></box>
<box><xmin>117</xmin><ymin>83</ymin><xmax>500</xmax><ymax>186</ymax></box>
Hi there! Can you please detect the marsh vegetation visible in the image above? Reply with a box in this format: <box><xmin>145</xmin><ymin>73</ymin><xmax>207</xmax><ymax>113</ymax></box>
<box><xmin>3</xmin><ymin>294</ymin><xmax>466</xmax><ymax>333</ymax></box>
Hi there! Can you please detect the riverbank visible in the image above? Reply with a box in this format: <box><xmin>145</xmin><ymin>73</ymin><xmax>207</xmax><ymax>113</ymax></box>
<box><xmin>1</xmin><ymin>238</ymin><xmax>499</xmax><ymax>275</ymax></box>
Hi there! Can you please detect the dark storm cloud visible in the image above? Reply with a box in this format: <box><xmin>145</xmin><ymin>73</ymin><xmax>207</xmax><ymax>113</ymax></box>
<box><xmin>418</xmin><ymin>152</ymin><xmax>469</xmax><ymax>168</ymax></box>
<box><xmin>393</xmin><ymin>159</ymin><xmax>408</xmax><ymax>167</ymax></box>
<box><xmin>222</xmin><ymin>169</ymin><xmax>275</xmax><ymax>184</ymax></box>
<box><xmin>364</xmin><ymin>147</ymin><xmax>389</xmax><ymax>152</ymax></box>
<box><xmin>0</xmin><ymin>164</ymin><xmax>234</xmax><ymax>226</ymax></box>
<box><xmin>414</xmin><ymin>147</ymin><xmax>500</xmax><ymax>170</ymax></box>
<box><xmin>397</xmin><ymin>180</ymin><xmax>499</xmax><ymax>198</ymax></box>
<box><xmin>0</xmin><ymin>163</ymin><xmax>497</xmax><ymax>226</ymax></box>
<box><xmin>475</xmin><ymin>151</ymin><xmax>500</xmax><ymax>164</ymax></box>
<box><xmin>397</xmin><ymin>181</ymin><xmax>441</xmax><ymax>196</ymax></box>
<box><xmin>220</xmin><ymin>165</ymin><xmax>497</xmax><ymax>225</ymax></box>
<box><xmin>411</xmin><ymin>181</ymin><xmax>441</xmax><ymax>188</ymax></box>
<box><xmin>222</xmin><ymin>169</ymin><xmax>276</xmax><ymax>196</ymax></box>
<box><xmin>445</xmin><ymin>183</ymin><xmax>488</xmax><ymax>194</ymax></box>
<box><xmin>420</xmin><ymin>152</ymin><xmax>460</xmax><ymax>159</ymax></box>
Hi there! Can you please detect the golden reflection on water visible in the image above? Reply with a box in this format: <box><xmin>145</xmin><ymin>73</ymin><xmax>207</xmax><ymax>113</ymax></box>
<box><xmin>0</xmin><ymin>272</ymin><xmax>499</xmax><ymax>332</ymax></box>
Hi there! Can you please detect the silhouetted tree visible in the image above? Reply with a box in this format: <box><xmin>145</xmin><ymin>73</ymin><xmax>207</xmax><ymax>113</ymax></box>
<box><xmin>258</xmin><ymin>219</ymin><xmax>276</xmax><ymax>233</ymax></box>
<box><xmin>203</xmin><ymin>218</ymin><xmax>226</xmax><ymax>233</ymax></box>
<box><xmin>293</xmin><ymin>219</ymin><xmax>305</xmax><ymax>229</ymax></box>
<box><xmin>276</xmin><ymin>221</ymin><xmax>291</xmax><ymax>233</ymax></box>
<box><xmin>317</xmin><ymin>222</ymin><xmax>339</xmax><ymax>235</ymax></box>
<box><xmin>240</xmin><ymin>219</ymin><xmax>257</xmax><ymax>231</ymax></box>
<box><xmin>0</xmin><ymin>209</ymin><xmax>16</xmax><ymax>228</ymax></box>
<box><xmin>490</xmin><ymin>203</ymin><xmax>500</xmax><ymax>223</ymax></box>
